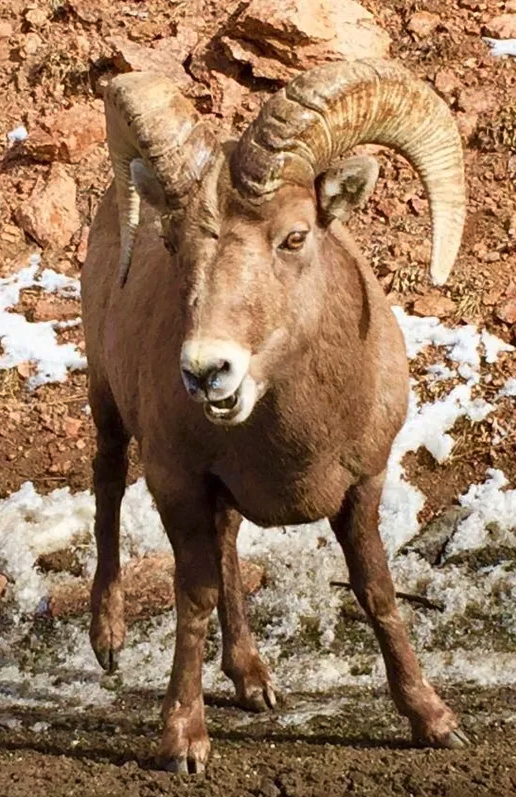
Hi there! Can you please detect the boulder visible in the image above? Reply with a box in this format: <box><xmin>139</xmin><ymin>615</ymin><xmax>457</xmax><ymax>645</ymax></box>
<box><xmin>106</xmin><ymin>36</ymin><xmax>192</xmax><ymax>90</ymax></box>
<box><xmin>407</xmin><ymin>11</ymin><xmax>440</xmax><ymax>37</ymax></box>
<box><xmin>46</xmin><ymin>553</ymin><xmax>265</xmax><ymax>623</ymax></box>
<box><xmin>25</xmin><ymin>102</ymin><xmax>106</xmax><ymax>164</ymax></box>
<box><xmin>412</xmin><ymin>293</ymin><xmax>456</xmax><ymax>319</ymax></box>
<box><xmin>15</xmin><ymin>164</ymin><xmax>80</xmax><ymax>249</ymax></box>
<box><xmin>197</xmin><ymin>0</ymin><xmax>390</xmax><ymax>85</ymax></box>
<box><xmin>485</xmin><ymin>14</ymin><xmax>516</xmax><ymax>39</ymax></box>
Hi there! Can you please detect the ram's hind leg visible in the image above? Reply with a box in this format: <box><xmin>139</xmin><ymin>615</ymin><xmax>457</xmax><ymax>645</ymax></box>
<box><xmin>331</xmin><ymin>473</ymin><xmax>468</xmax><ymax>749</ymax></box>
<box><xmin>216</xmin><ymin>503</ymin><xmax>276</xmax><ymax>712</ymax></box>
<box><xmin>89</xmin><ymin>379</ymin><xmax>129</xmax><ymax>673</ymax></box>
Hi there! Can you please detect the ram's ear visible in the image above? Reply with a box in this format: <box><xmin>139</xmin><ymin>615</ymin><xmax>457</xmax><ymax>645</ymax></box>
<box><xmin>316</xmin><ymin>155</ymin><xmax>380</xmax><ymax>225</ymax></box>
<box><xmin>130</xmin><ymin>158</ymin><xmax>168</xmax><ymax>212</ymax></box>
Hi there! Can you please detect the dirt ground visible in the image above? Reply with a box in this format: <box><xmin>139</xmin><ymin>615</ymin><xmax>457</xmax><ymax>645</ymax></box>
<box><xmin>1</xmin><ymin>0</ymin><xmax>516</xmax><ymax>794</ymax></box>
<box><xmin>1</xmin><ymin>686</ymin><xmax>516</xmax><ymax>797</ymax></box>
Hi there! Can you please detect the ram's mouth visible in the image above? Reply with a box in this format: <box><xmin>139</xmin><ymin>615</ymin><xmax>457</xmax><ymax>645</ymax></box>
<box><xmin>210</xmin><ymin>393</ymin><xmax>238</xmax><ymax>411</ymax></box>
<box><xmin>204</xmin><ymin>387</ymin><xmax>242</xmax><ymax>423</ymax></box>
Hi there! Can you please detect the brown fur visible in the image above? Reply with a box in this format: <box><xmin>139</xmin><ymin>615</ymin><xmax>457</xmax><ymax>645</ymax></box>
<box><xmin>82</xmin><ymin>157</ymin><xmax>463</xmax><ymax>772</ymax></box>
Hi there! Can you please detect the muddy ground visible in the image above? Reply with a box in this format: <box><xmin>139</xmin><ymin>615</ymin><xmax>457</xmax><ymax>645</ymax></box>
<box><xmin>1</xmin><ymin>0</ymin><xmax>516</xmax><ymax>794</ymax></box>
<box><xmin>1</xmin><ymin>686</ymin><xmax>516</xmax><ymax>797</ymax></box>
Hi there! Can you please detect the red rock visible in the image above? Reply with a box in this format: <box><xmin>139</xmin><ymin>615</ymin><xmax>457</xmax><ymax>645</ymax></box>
<box><xmin>458</xmin><ymin>88</ymin><xmax>498</xmax><ymax>116</ymax></box>
<box><xmin>52</xmin><ymin>259</ymin><xmax>75</xmax><ymax>275</ymax></box>
<box><xmin>411</xmin><ymin>241</ymin><xmax>432</xmax><ymax>265</ymax></box>
<box><xmin>76</xmin><ymin>225</ymin><xmax>90</xmax><ymax>264</ymax></box>
<box><xmin>24</xmin><ymin>128</ymin><xmax>56</xmax><ymax>162</ymax></box>
<box><xmin>507</xmin><ymin>0</ymin><xmax>516</xmax><ymax>12</ymax></box>
<box><xmin>413</xmin><ymin>293</ymin><xmax>456</xmax><ymax>318</ymax></box>
<box><xmin>485</xmin><ymin>14</ymin><xmax>516</xmax><ymax>39</ymax></box>
<box><xmin>406</xmin><ymin>195</ymin><xmax>427</xmax><ymax>216</ymax></box>
<box><xmin>47</xmin><ymin>554</ymin><xmax>265</xmax><ymax>622</ymax></box>
<box><xmin>434</xmin><ymin>68</ymin><xmax>460</xmax><ymax>96</ymax></box>
<box><xmin>209</xmin><ymin>70</ymin><xmax>247</xmax><ymax>122</ymax></box>
<box><xmin>160</xmin><ymin>25</ymin><xmax>199</xmax><ymax>63</ymax></box>
<box><xmin>16</xmin><ymin>163</ymin><xmax>80</xmax><ymax>249</ymax></box>
<box><xmin>17</xmin><ymin>361</ymin><xmax>32</xmax><ymax>379</ymax></box>
<box><xmin>32</xmin><ymin>296</ymin><xmax>81</xmax><ymax>323</ymax></box>
<box><xmin>0</xmin><ymin>22</ymin><xmax>13</xmax><ymax>39</ymax></box>
<box><xmin>483</xmin><ymin>287</ymin><xmax>503</xmax><ymax>306</ymax></box>
<box><xmin>21</xmin><ymin>31</ymin><xmax>41</xmax><ymax>57</ymax></box>
<box><xmin>220</xmin><ymin>0</ymin><xmax>390</xmax><ymax>82</ymax></box>
<box><xmin>0</xmin><ymin>223</ymin><xmax>23</xmax><ymax>245</ymax></box>
<box><xmin>25</xmin><ymin>103</ymin><xmax>106</xmax><ymax>164</ymax></box>
<box><xmin>375</xmin><ymin>196</ymin><xmax>404</xmax><ymax>220</ymax></box>
<box><xmin>220</xmin><ymin>36</ymin><xmax>296</xmax><ymax>82</ymax></box>
<box><xmin>408</xmin><ymin>11</ymin><xmax>440</xmax><ymax>37</ymax></box>
<box><xmin>73</xmin><ymin>33</ymin><xmax>90</xmax><ymax>56</ymax></box>
<box><xmin>67</xmin><ymin>0</ymin><xmax>103</xmax><ymax>23</ymax></box>
<box><xmin>0</xmin><ymin>574</ymin><xmax>7</xmax><ymax>598</ymax></box>
<box><xmin>496</xmin><ymin>298</ymin><xmax>516</xmax><ymax>324</ymax></box>
<box><xmin>106</xmin><ymin>36</ymin><xmax>192</xmax><ymax>90</ymax></box>
<box><xmin>24</xmin><ymin>7</ymin><xmax>47</xmax><ymax>28</ymax></box>
<box><xmin>456</xmin><ymin>112</ymin><xmax>479</xmax><ymax>142</ymax></box>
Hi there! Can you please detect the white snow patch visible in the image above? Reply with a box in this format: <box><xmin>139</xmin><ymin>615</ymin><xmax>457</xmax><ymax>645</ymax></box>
<box><xmin>483</xmin><ymin>37</ymin><xmax>516</xmax><ymax>58</ymax></box>
<box><xmin>481</xmin><ymin>329</ymin><xmax>514</xmax><ymax>363</ymax></box>
<box><xmin>6</xmin><ymin>125</ymin><xmax>28</xmax><ymax>145</ymax></box>
<box><xmin>426</xmin><ymin>363</ymin><xmax>456</xmax><ymax>382</ymax></box>
<box><xmin>444</xmin><ymin>469</ymin><xmax>516</xmax><ymax>558</ymax></box>
<box><xmin>393</xmin><ymin>307</ymin><xmax>482</xmax><ymax>371</ymax></box>
<box><xmin>0</xmin><ymin>257</ymin><xmax>86</xmax><ymax>387</ymax></box>
<box><xmin>499</xmin><ymin>377</ymin><xmax>516</xmax><ymax>398</ymax></box>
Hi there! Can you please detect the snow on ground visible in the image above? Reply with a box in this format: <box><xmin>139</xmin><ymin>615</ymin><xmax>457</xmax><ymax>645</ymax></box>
<box><xmin>0</xmin><ymin>254</ymin><xmax>86</xmax><ymax>387</ymax></box>
<box><xmin>0</xmin><ymin>255</ymin><xmax>516</xmax><ymax>713</ymax></box>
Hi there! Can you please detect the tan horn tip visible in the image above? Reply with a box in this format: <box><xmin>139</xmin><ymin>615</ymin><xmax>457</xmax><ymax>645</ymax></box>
<box><xmin>118</xmin><ymin>255</ymin><xmax>131</xmax><ymax>288</ymax></box>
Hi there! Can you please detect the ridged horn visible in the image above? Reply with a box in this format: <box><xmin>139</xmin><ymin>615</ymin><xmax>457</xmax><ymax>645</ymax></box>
<box><xmin>104</xmin><ymin>72</ymin><xmax>218</xmax><ymax>286</ymax></box>
<box><xmin>231</xmin><ymin>59</ymin><xmax>466</xmax><ymax>285</ymax></box>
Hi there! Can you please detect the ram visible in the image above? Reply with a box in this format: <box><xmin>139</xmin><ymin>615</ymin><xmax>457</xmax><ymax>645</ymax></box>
<box><xmin>82</xmin><ymin>59</ymin><xmax>467</xmax><ymax>773</ymax></box>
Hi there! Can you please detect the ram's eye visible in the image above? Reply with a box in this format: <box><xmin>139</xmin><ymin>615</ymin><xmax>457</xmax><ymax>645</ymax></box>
<box><xmin>280</xmin><ymin>230</ymin><xmax>308</xmax><ymax>251</ymax></box>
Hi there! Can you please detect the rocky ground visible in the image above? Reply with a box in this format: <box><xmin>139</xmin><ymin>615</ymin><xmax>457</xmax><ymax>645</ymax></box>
<box><xmin>1</xmin><ymin>0</ymin><xmax>516</xmax><ymax>795</ymax></box>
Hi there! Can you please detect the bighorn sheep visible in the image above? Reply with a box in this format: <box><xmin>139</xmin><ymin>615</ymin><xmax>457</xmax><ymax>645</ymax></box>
<box><xmin>82</xmin><ymin>59</ymin><xmax>467</xmax><ymax>773</ymax></box>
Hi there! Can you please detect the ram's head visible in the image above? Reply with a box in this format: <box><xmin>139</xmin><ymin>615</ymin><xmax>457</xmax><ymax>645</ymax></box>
<box><xmin>105</xmin><ymin>60</ymin><xmax>466</xmax><ymax>426</ymax></box>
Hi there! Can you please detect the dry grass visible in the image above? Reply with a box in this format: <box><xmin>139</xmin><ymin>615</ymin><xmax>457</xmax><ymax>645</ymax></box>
<box><xmin>0</xmin><ymin>368</ymin><xmax>23</xmax><ymax>400</ymax></box>
<box><xmin>29</xmin><ymin>49</ymin><xmax>91</xmax><ymax>99</ymax></box>
<box><xmin>475</xmin><ymin>103</ymin><xmax>516</xmax><ymax>154</ymax></box>
<box><xmin>454</xmin><ymin>291</ymin><xmax>482</xmax><ymax>322</ymax></box>
<box><xmin>391</xmin><ymin>263</ymin><xmax>425</xmax><ymax>294</ymax></box>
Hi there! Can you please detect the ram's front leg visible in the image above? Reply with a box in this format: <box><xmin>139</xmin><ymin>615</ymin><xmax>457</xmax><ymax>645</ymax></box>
<box><xmin>216</xmin><ymin>503</ymin><xmax>276</xmax><ymax>712</ymax></box>
<box><xmin>331</xmin><ymin>473</ymin><xmax>468</xmax><ymax>749</ymax></box>
<box><xmin>89</xmin><ymin>386</ymin><xmax>129</xmax><ymax>673</ymax></box>
<box><xmin>151</xmin><ymin>485</ymin><xmax>218</xmax><ymax>774</ymax></box>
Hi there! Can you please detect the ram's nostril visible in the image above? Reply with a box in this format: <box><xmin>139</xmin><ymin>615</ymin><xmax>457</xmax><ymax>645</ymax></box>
<box><xmin>209</xmin><ymin>360</ymin><xmax>231</xmax><ymax>390</ymax></box>
<box><xmin>181</xmin><ymin>368</ymin><xmax>201</xmax><ymax>396</ymax></box>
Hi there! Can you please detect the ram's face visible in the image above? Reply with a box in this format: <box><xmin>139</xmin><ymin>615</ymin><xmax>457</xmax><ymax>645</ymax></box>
<box><xmin>177</xmin><ymin>175</ymin><xmax>326</xmax><ymax>426</ymax></box>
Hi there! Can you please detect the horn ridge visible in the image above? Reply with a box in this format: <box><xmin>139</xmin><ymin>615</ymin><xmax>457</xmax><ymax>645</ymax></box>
<box><xmin>232</xmin><ymin>58</ymin><xmax>466</xmax><ymax>284</ymax></box>
<box><xmin>104</xmin><ymin>71</ymin><xmax>218</xmax><ymax>285</ymax></box>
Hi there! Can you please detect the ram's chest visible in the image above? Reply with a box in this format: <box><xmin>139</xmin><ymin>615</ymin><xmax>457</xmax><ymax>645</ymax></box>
<box><xmin>214</xmin><ymin>452</ymin><xmax>353</xmax><ymax>527</ymax></box>
<box><xmin>211</xmin><ymin>412</ymin><xmax>357</xmax><ymax>526</ymax></box>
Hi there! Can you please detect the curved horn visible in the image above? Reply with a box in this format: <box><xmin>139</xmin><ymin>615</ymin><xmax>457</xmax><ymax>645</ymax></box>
<box><xmin>231</xmin><ymin>59</ymin><xmax>465</xmax><ymax>285</ymax></box>
<box><xmin>104</xmin><ymin>72</ymin><xmax>218</xmax><ymax>286</ymax></box>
